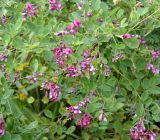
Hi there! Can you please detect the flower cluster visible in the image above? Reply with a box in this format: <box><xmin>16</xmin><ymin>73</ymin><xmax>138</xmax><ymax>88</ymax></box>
<box><xmin>66</xmin><ymin>106</ymin><xmax>82</xmax><ymax>117</ymax></box>
<box><xmin>52</xmin><ymin>46</ymin><xmax>74</xmax><ymax>68</ymax></box>
<box><xmin>48</xmin><ymin>82</ymin><xmax>60</xmax><ymax>102</ymax></box>
<box><xmin>0</xmin><ymin>114</ymin><xmax>5</xmax><ymax>136</ymax></box>
<box><xmin>121</xmin><ymin>34</ymin><xmax>145</xmax><ymax>44</ymax></box>
<box><xmin>80</xmin><ymin>51</ymin><xmax>96</xmax><ymax>74</ymax></box>
<box><xmin>66</xmin><ymin>65</ymin><xmax>81</xmax><ymax>77</ymax></box>
<box><xmin>147</xmin><ymin>62</ymin><xmax>159</xmax><ymax>74</ymax></box>
<box><xmin>130</xmin><ymin>120</ymin><xmax>156</xmax><ymax>140</ymax></box>
<box><xmin>22</xmin><ymin>2</ymin><xmax>38</xmax><ymax>21</ymax></box>
<box><xmin>66</xmin><ymin>92</ymin><xmax>96</xmax><ymax>127</ymax></box>
<box><xmin>151</xmin><ymin>50</ymin><xmax>160</xmax><ymax>58</ymax></box>
<box><xmin>66</xmin><ymin>95</ymin><xmax>90</xmax><ymax>117</ymax></box>
<box><xmin>66</xmin><ymin>19</ymin><xmax>81</xmax><ymax>35</ymax></box>
<box><xmin>55</xmin><ymin>19</ymin><xmax>81</xmax><ymax>37</ymax></box>
<box><xmin>76</xmin><ymin>113</ymin><xmax>91</xmax><ymax>128</ymax></box>
<box><xmin>26</xmin><ymin>72</ymin><xmax>43</xmax><ymax>83</ymax></box>
<box><xmin>41</xmin><ymin>82</ymin><xmax>60</xmax><ymax>102</ymax></box>
<box><xmin>49</xmin><ymin>0</ymin><xmax>61</xmax><ymax>11</ymax></box>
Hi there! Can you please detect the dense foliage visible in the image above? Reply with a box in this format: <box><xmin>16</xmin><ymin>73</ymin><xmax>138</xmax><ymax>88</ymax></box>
<box><xmin>0</xmin><ymin>0</ymin><xmax>160</xmax><ymax>139</ymax></box>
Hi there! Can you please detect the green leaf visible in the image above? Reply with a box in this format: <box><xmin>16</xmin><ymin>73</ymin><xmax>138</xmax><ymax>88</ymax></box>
<box><xmin>91</xmin><ymin>0</ymin><xmax>101</xmax><ymax>11</ymax></box>
<box><xmin>136</xmin><ymin>102</ymin><xmax>144</xmax><ymax>117</ymax></box>
<box><xmin>25</xmin><ymin>121</ymin><xmax>38</xmax><ymax>130</ymax></box>
<box><xmin>123</xmin><ymin>38</ymin><xmax>139</xmax><ymax>49</ymax></box>
<box><xmin>44</xmin><ymin>110</ymin><xmax>53</xmax><ymax>119</ymax></box>
<box><xmin>66</xmin><ymin>126</ymin><xmax>76</xmax><ymax>135</ymax></box>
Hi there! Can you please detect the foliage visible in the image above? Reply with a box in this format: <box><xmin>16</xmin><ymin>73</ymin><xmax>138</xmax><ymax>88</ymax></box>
<box><xmin>0</xmin><ymin>0</ymin><xmax>160</xmax><ymax>139</ymax></box>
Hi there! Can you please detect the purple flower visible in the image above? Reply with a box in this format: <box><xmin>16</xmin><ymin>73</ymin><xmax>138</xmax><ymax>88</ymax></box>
<box><xmin>49</xmin><ymin>0</ymin><xmax>61</xmax><ymax>11</ymax></box>
<box><xmin>48</xmin><ymin>82</ymin><xmax>60</xmax><ymax>102</ymax></box>
<box><xmin>52</xmin><ymin>47</ymin><xmax>74</xmax><ymax>68</ymax></box>
<box><xmin>66</xmin><ymin>106</ymin><xmax>82</xmax><ymax>116</ymax></box>
<box><xmin>22</xmin><ymin>2</ymin><xmax>38</xmax><ymax>20</ymax></box>
<box><xmin>66</xmin><ymin>66</ymin><xmax>80</xmax><ymax>77</ymax></box>
<box><xmin>0</xmin><ymin>54</ymin><xmax>7</xmax><ymax>62</ymax></box>
<box><xmin>147</xmin><ymin>62</ymin><xmax>159</xmax><ymax>74</ymax></box>
<box><xmin>122</xmin><ymin>34</ymin><xmax>132</xmax><ymax>39</ymax></box>
<box><xmin>146</xmin><ymin>131</ymin><xmax>156</xmax><ymax>140</ymax></box>
<box><xmin>76</xmin><ymin>113</ymin><xmax>91</xmax><ymax>128</ymax></box>
<box><xmin>73</xmin><ymin>19</ymin><xmax>81</xmax><ymax>28</ymax></box>
<box><xmin>147</xmin><ymin>62</ymin><xmax>154</xmax><ymax>70</ymax></box>
<box><xmin>151</xmin><ymin>50</ymin><xmax>160</xmax><ymax>58</ymax></box>
<box><xmin>25</xmin><ymin>2</ymin><xmax>32</xmax><ymax>11</ymax></box>
<box><xmin>0</xmin><ymin>114</ymin><xmax>5</xmax><ymax>136</ymax></box>
<box><xmin>130</xmin><ymin>120</ymin><xmax>156</xmax><ymax>140</ymax></box>
<box><xmin>76</xmin><ymin>0</ymin><xmax>84</xmax><ymax>10</ymax></box>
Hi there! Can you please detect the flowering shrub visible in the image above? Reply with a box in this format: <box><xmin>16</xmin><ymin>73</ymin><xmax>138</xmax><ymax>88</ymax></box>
<box><xmin>0</xmin><ymin>0</ymin><xmax>160</xmax><ymax>139</ymax></box>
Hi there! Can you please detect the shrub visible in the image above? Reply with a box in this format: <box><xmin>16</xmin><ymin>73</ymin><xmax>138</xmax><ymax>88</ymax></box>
<box><xmin>0</xmin><ymin>0</ymin><xmax>160</xmax><ymax>139</ymax></box>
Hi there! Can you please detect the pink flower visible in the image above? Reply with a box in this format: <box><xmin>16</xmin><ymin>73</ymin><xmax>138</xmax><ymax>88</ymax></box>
<box><xmin>25</xmin><ymin>2</ymin><xmax>32</xmax><ymax>11</ymax></box>
<box><xmin>66</xmin><ymin>106</ymin><xmax>81</xmax><ymax>116</ymax></box>
<box><xmin>64</xmin><ymin>48</ymin><xmax>74</xmax><ymax>55</ymax></box>
<box><xmin>76</xmin><ymin>113</ymin><xmax>91</xmax><ymax>128</ymax></box>
<box><xmin>122</xmin><ymin>34</ymin><xmax>132</xmax><ymax>39</ymax></box>
<box><xmin>129</xmin><ymin>120</ymin><xmax>156</xmax><ymax>140</ymax></box>
<box><xmin>151</xmin><ymin>50</ymin><xmax>160</xmax><ymax>58</ymax></box>
<box><xmin>147</xmin><ymin>62</ymin><xmax>154</xmax><ymax>70</ymax></box>
<box><xmin>49</xmin><ymin>0</ymin><xmax>61</xmax><ymax>11</ymax></box>
<box><xmin>66</xmin><ymin>66</ymin><xmax>79</xmax><ymax>77</ymax></box>
<box><xmin>147</xmin><ymin>62</ymin><xmax>159</xmax><ymax>74</ymax></box>
<box><xmin>73</xmin><ymin>19</ymin><xmax>81</xmax><ymax>28</ymax></box>
<box><xmin>48</xmin><ymin>83</ymin><xmax>60</xmax><ymax>102</ymax></box>
<box><xmin>52</xmin><ymin>47</ymin><xmax>74</xmax><ymax>68</ymax></box>
<box><xmin>0</xmin><ymin>114</ymin><xmax>5</xmax><ymax>136</ymax></box>
<box><xmin>22</xmin><ymin>2</ymin><xmax>38</xmax><ymax>20</ymax></box>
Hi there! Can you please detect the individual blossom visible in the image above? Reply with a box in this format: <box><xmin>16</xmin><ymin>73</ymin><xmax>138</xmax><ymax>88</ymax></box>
<box><xmin>98</xmin><ymin>110</ymin><xmax>107</xmax><ymax>122</ymax></box>
<box><xmin>0</xmin><ymin>114</ymin><xmax>5</xmax><ymax>136</ymax></box>
<box><xmin>151</xmin><ymin>50</ymin><xmax>160</xmax><ymax>58</ymax></box>
<box><xmin>147</xmin><ymin>62</ymin><xmax>159</xmax><ymax>74</ymax></box>
<box><xmin>85</xmin><ymin>11</ymin><xmax>93</xmax><ymax>17</ymax></box>
<box><xmin>138</xmin><ymin>37</ymin><xmax>145</xmax><ymax>44</ymax></box>
<box><xmin>146</xmin><ymin>131</ymin><xmax>156</xmax><ymax>140</ymax></box>
<box><xmin>121</xmin><ymin>34</ymin><xmax>133</xmax><ymax>39</ymax></box>
<box><xmin>0</xmin><ymin>54</ymin><xmax>8</xmax><ymax>62</ymax></box>
<box><xmin>49</xmin><ymin>0</ymin><xmax>61</xmax><ymax>11</ymax></box>
<box><xmin>76</xmin><ymin>0</ymin><xmax>84</xmax><ymax>10</ymax></box>
<box><xmin>78</xmin><ymin>96</ymin><xmax>90</xmax><ymax>107</ymax></box>
<box><xmin>22</xmin><ymin>2</ymin><xmax>38</xmax><ymax>21</ymax></box>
